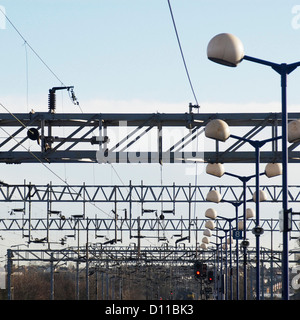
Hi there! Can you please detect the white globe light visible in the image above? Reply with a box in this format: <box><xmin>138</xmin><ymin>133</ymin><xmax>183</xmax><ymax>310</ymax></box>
<box><xmin>246</xmin><ymin>208</ymin><xmax>255</xmax><ymax>219</ymax></box>
<box><xmin>207</xmin><ymin>33</ymin><xmax>245</xmax><ymax>67</ymax></box>
<box><xmin>203</xmin><ymin>229</ymin><xmax>212</xmax><ymax>237</ymax></box>
<box><xmin>265</xmin><ymin>163</ymin><xmax>282</xmax><ymax>178</ymax></box>
<box><xmin>205</xmin><ymin>119</ymin><xmax>230</xmax><ymax>142</ymax></box>
<box><xmin>288</xmin><ymin>119</ymin><xmax>300</xmax><ymax>143</ymax></box>
<box><xmin>253</xmin><ymin>190</ymin><xmax>268</xmax><ymax>202</ymax></box>
<box><xmin>206</xmin><ymin>190</ymin><xmax>222</xmax><ymax>203</ymax></box>
<box><xmin>202</xmin><ymin>236</ymin><xmax>210</xmax><ymax>244</ymax></box>
<box><xmin>205</xmin><ymin>208</ymin><xmax>218</xmax><ymax>220</ymax></box>
<box><xmin>205</xmin><ymin>220</ymin><xmax>215</xmax><ymax>230</ymax></box>
<box><xmin>200</xmin><ymin>243</ymin><xmax>207</xmax><ymax>250</ymax></box>
<box><xmin>206</xmin><ymin>163</ymin><xmax>225</xmax><ymax>177</ymax></box>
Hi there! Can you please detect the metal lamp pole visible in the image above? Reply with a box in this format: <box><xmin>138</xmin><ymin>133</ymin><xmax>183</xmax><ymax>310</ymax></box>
<box><xmin>229</xmin><ymin>134</ymin><xmax>281</xmax><ymax>299</ymax></box>
<box><xmin>207</xmin><ymin>34</ymin><xmax>300</xmax><ymax>299</ymax></box>
<box><xmin>242</xmin><ymin>56</ymin><xmax>300</xmax><ymax>300</ymax></box>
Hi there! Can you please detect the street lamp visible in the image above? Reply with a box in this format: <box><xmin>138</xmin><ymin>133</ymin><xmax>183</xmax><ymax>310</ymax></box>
<box><xmin>205</xmin><ymin>162</ymin><xmax>281</xmax><ymax>299</ymax></box>
<box><xmin>203</xmin><ymin>202</ymin><xmax>255</xmax><ymax>300</ymax></box>
<box><xmin>207</xmin><ymin>33</ymin><xmax>244</xmax><ymax>67</ymax></box>
<box><xmin>207</xmin><ymin>33</ymin><xmax>300</xmax><ymax>299</ymax></box>
<box><xmin>205</xmin><ymin>157</ymin><xmax>278</xmax><ymax>300</ymax></box>
<box><xmin>206</xmin><ymin>189</ymin><xmax>222</xmax><ymax>203</ymax></box>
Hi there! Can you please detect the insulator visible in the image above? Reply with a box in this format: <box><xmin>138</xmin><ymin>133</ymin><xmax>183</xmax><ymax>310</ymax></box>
<box><xmin>48</xmin><ymin>90</ymin><xmax>56</xmax><ymax>113</ymax></box>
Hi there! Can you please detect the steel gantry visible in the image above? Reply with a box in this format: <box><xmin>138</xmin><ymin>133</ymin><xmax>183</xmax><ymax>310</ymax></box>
<box><xmin>6</xmin><ymin>245</ymin><xmax>300</xmax><ymax>300</ymax></box>
<box><xmin>1</xmin><ymin>109</ymin><xmax>300</xmax><ymax>300</ymax></box>
<box><xmin>8</xmin><ymin>245</ymin><xmax>300</xmax><ymax>265</ymax></box>
<box><xmin>2</xmin><ymin>182</ymin><xmax>300</xmax><ymax>203</ymax></box>
<box><xmin>1</xmin><ymin>182</ymin><xmax>300</xmax><ymax>236</ymax></box>
<box><xmin>1</xmin><ymin>111</ymin><xmax>300</xmax><ymax>164</ymax></box>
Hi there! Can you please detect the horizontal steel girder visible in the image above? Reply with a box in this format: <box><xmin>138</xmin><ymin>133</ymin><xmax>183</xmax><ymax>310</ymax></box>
<box><xmin>1</xmin><ymin>217</ymin><xmax>299</xmax><ymax>233</ymax></box>
<box><xmin>0</xmin><ymin>112</ymin><xmax>300</xmax><ymax>163</ymax></box>
<box><xmin>8</xmin><ymin>247</ymin><xmax>300</xmax><ymax>265</ymax></box>
<box><xmin>1</xmin><ymin>183</ymin><xmax>300</xmax><ymax>203</ymax></box>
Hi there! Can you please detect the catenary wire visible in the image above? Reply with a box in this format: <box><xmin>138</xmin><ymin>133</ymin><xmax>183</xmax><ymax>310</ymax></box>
<box><xmin>0</xmin><ymin>7</ymin><xmax>64</xmax><ymax>86</ymax></box>
<box><xmin>167</xmin><ymin>0</ymin><xmax>200</xmax><ymax>107</ymax></box>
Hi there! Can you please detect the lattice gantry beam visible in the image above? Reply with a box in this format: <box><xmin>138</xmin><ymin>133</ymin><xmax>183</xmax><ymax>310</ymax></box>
<box><xmin>8</xmin><ymin>246</ymin><xmax>300</xmax><ymax>264</ymax></box>
<box><xmin>1</xmin><ymin>183</ymin><xmax>300</xmax><ymax>203</ymax></box>
<box><xmin>1</xmin><ymin>112</ymin><xmax>300</xmax><ymax>163</ymax></box>
<box><xmin>1</xmin><ymin>217</ymin><xmax>299</xmax><ymax>233</ymax></box>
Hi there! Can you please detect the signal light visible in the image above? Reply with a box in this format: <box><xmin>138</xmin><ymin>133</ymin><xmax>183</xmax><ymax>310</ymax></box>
<box><xmin>208</xmin><ymin>270</ymin><xmax>214</xmax><ymax>283</ymax></box>
<box><xmin>194</xmin><ymin>261</ymin><xmax>202</xmax><ymax>279</ymax></box>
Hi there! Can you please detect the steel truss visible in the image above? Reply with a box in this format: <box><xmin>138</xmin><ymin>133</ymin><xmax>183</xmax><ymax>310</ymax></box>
<box><xmin>2</xmin><ymin>182</ymin><xmax>300</xmax><ymax>203</ymax></box>
<box><xmin>1</xmin><ymin>217</ymin><xmax>299</xmax><ymax>234</ymax></box>
<box><xmin>1</xmin><ymin>112</ymin><xmax>300</xmax><ymax>163</ymax></box>
<box><xmin>1</xmin><ymin>182</ymin><xmax>299</xmax><ymax>241</ymax></box>
<box><xmin>7</xmin><ymin>245</ymin><xmax>299</xmax><ymax>300</ymax></box>
<box><xmin>7</xmin><ymin>246</ymin><xmax>300</xmax><ymax>266</ymax></box>
<box><xmin>1</xmin><ymin>182</ymin><xmax>300</xmax><ymax>234</ymax></box>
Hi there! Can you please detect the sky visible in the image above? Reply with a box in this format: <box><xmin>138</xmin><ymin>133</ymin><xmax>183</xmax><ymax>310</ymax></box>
<box><xmin>0</xmin><ymin>1</ymin><xmax>300</xmax><ymax>271</ymax></box>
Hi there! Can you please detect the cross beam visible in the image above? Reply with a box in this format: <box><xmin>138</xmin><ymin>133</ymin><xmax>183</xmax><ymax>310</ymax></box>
<box><xmin>1</xmin><ymin>112</ymin><xmax>300</xmax><ymax>163</ymax></box>
<box><xmin>2</xmin><ymin>183</ymin><xmax>300</xmax><ymax>203</ymax></box>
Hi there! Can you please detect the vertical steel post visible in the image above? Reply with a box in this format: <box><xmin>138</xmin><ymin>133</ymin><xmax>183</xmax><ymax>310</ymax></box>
<box><xmin>224</xmin><ymin>230</ymin><xmax>228</xmax><ymax>300</ymax></box>
<box><xmin>235</xmin><ymin>205</ymin><xmax>239</xmax><ymax>300</ymax></box>
<box><xmin>86</xmin><ymin>218</ymin><xmax>89</xmax><ymax>300</ymax></box>
<box><xmin>270</xmin><ymin>219</ymin><xmax>274</xmax><ymax>300</ymax></box>
<box><xmin>255</xmin><ymin>144</ymin><xmax>260</xmax><ymax>300</ymax></box>
<box><xmin>280</xmin><ymin>64</ymin><xmax>289</xmax><ymax>300</ymax></box>
<box><xmin>242</xmin><ymin>180</ymin><xmax>247</xmax><ymax>300</ymax></box>
<box><xmin>229</xmin><ymin>223</ymin><xmax>233</xmax><ymax>300</ymax></box>
<box><xmin>188</xmin><ymin>183</ymin><xmax>191</xmax><ymax>242</ymax></box>
<box><xmin>129</xmin><ymin>180</ymin><xmax>132</xmax><ymax>239</ymax></box>
<box><xmin>50</xmin><ymin>253</ymin><xmax>54</xmax><ymax>300</ymax></box>
<box><xmin>7</xmin><ymin>249</ymin><xmax>12</xmax><ymax>300</ymax></box>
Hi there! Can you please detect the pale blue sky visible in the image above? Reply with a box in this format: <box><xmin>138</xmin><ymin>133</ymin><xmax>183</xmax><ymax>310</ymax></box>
<box><xmin>1</xmin><ymin>0</ymin><xmax>300</xmax><ymax>109</ymax></box>
<box><xmin>0</xmin><ymin>1</ymin><xmax>299</xmax><ymax>256</ymax></box>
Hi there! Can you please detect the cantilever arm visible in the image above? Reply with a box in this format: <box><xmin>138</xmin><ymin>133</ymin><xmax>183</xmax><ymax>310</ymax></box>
<box><xmin>243</xmin><ymin>55</ymin><xmax>300</xmax><ymax>75</ymax></box>
<box><xmin>243</xmin><ymin>55</ymin><xmax>279</xmax><ymax>68</ymax></box>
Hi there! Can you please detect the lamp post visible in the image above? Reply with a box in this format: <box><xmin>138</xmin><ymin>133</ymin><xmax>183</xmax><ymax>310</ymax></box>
<box><xmin>205</xmin><ymin>123</ymin><xmax>281</xmax><ymax>299</ymax></box>
<box><xmin>207</xmin><ymin>33</ymin><xmax>300</xmax><ymax>300</ymax></box>
<box><xmin>206</xmin><ymin>162</ymin><xmax>281</xmax><ymax>300</ymax></box>
<box><xmin>204</xmin><ymin>202</ymin><xmax>254</xmax><ymax>300</ymax></box>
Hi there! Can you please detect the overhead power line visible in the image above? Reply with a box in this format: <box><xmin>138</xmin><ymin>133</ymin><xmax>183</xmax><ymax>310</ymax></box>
<box><xmin>0</xmin><ymin>7</ymin><xmax>64</xmax><ymax>85</ymax></box>
<box><xmin>167</xmin><ymin>0</ymin><xmax>200</xmax><ymax>107</ymax></box>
